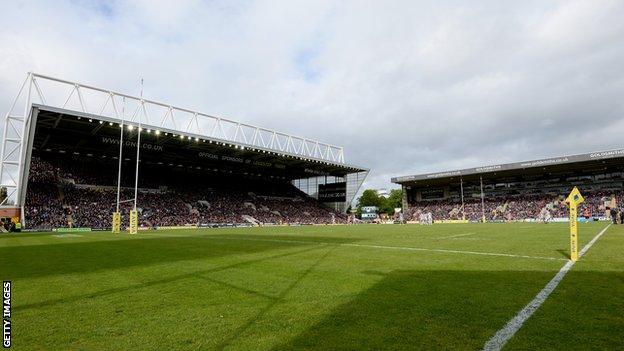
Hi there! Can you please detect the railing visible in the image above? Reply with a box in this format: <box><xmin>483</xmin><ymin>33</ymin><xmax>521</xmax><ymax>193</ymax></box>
<box><xmin>0</xmin><ymin>72</ymin><xmax>347</xmax><ymax>207</ymax></box>
<box><xmin>28</xmin><ymin>73</ymin><xmax>345</xmax><ymax>163</ymax></box>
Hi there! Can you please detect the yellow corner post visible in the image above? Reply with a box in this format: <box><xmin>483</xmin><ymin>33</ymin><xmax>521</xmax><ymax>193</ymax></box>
<box><xmin>129</xmin><ymin>210</ymin><xmax>138</xmax><ymax>234</ymax></box>
<box><xmin>566</xmin><ymin>186</ymin><xmax>585</xmax><ymax>262</ymax></box>
<box><xmin>112</xmin><ymin>212</ymin><xmax>121</xmax><ymax>233</ymax></box>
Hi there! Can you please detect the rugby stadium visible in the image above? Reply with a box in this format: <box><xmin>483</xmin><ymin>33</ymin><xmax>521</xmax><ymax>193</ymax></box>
<box><xmin>0</xmin><ymin>73</ymin><xmax>622</xmax><ymax>350</ymax></box>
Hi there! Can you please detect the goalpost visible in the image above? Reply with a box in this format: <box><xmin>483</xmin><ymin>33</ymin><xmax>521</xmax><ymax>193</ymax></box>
<box><xmin>112</xmin><ymin>80</ymin><xmax>143</xmax><ymax>235</ymax></box>
<box><xmin>111</xmin><ymin>130</ymin><xmax>141</xmax><ymax>235</ymax></box>
<box><xmin>112</xmin><ymin>97</ymin><xmax>125</xmax><ymax>234</ymax></box>
<box><xmin>129</xmin><ymin>80</ymin><xmax>144</xmax><ymax>235</ymax></box>
<box><xmin>129</xmin><ymin>115</ymin><xmax>141</xmax><ymax>235</ymax></box>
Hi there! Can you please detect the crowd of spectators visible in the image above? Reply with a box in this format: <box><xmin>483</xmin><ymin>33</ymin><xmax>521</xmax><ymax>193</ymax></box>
<box><xmin>24</xmin><ymin>158</ymin><xmax>67</xmax><ymax>229</ymax></box>
<box><xmin>27</xmin><ymin>156</ymin><xmax>56</xmax><ymax>182</ymax></box>
<box><xmin>406</xmin><ymin>190</ymin><xmax>621</xmax><ymax>222</ymax></box>
<box><xmin>25</xmin><ymin>156</ymin><xmax>346</xmax><ymax>229</ymax></box>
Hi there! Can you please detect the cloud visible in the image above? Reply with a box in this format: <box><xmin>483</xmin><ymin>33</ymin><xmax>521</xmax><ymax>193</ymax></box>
<box><xmin>1</xmin><ymin>0</ymin><xmax>624</xmax><ymax>192</ymax></box>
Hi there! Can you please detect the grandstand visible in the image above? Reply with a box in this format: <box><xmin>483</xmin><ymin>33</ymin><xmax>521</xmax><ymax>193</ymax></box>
<box><xmin>0</xmin><ymin>73</ymin><xmax>368</xmax><ymax>230</ymax></box>
<box><xmin>392</xmin><ymin>150</ymin><xmax>624</xmax><ymax>222</ymax></box>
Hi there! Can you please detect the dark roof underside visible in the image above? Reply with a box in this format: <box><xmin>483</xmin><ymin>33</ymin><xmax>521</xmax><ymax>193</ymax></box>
<box><xmin>31</xmin><ymin>107</ymin><xmax>365</xmax><ymax>181</ymax></box>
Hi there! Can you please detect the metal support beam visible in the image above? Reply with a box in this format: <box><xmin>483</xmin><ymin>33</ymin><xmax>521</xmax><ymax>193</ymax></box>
<box><xmin>0</xmin><ymin>72</ymin><xmax>359</xmax><ymax>212</ymax></box>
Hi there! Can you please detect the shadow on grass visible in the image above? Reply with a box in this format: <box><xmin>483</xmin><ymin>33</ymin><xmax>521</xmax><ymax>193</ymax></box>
<box><xmin>216</xmin><ymin>246</ymin><xmax>337</xmax><ymax>350</ymax></box>
<box><xmin>15</xmin><ymin>244</ymin><xmax>324</xmax><ymax>312</ymax></box>
<box><xmin>272</xmin><ymin>269</ymin><xmax>558</xmax><ymax>351</ymax></box>
<box><xmin>556</xmin><ymin>249</ymin><xmax>570</xmax><ymax>259</ymax></box>
<box><xmin>0</xmin><ymin>232</ymin><xmax>71</xmax><ymax>239</ymax></box>
<box><xmin>0</xmin><ymin>231</ymin><xmax>119</xmax><ymax>239</ymax></box>
<box><xmin>0</xmin><ymin>234</ymin><xmax>358</xmax><ymax>280</ymax></box>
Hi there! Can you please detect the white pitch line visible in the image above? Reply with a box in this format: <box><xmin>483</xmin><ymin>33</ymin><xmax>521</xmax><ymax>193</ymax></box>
<box><xmin>482</xmin><ymin>223</ymin><xmax>612</xmax><ymax>351</ymax></box>
<box><xmin>340</xmin><ymin>242</ymin><xmax>563</xmax><ymax>261</ymax></box>
<box><xmin>437</xmin><ymin>232</ymin><xmax>476</xmax><ymax>239</ymax></box>
<box><xmin>176</xmin><ymin>235</ymin><xmax>565</xmax><ymax>261</ymax></box>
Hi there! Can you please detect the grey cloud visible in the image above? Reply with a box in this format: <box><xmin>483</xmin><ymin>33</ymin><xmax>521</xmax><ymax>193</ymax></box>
<box><xmin>1</xmin><ymin>0</ymin><xmax>623</xmax><ymax>192</ymax></box>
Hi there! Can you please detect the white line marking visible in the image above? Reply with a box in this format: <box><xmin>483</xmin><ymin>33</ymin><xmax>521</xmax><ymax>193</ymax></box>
<box><xmin>437</xmin><ymin>232</ymin><xmax>476</xmax><ymax>239</ymax></box>
<box><xmin>338</xmin><ymin>242</ymin><xmax>562</xmax><ymax>261</ymax></box>
<box><xmin>482</xmin><ymin>223</ymin><xmax>612</xmax><ymax>351</ymax></box>
<box><xmin>139</xmin><ymin>232</ymin><xmax>566</xmax><ymax>261</ymax></box>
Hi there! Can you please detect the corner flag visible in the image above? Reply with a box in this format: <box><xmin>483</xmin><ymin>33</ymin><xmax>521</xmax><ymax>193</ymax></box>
<box><xmin>566</xmin><ymin>186</ymin><xmax>585</xmax><ymax>262</ymax></box>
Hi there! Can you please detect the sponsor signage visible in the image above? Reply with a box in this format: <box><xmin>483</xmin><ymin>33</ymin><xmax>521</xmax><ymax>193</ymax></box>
<box><xmin>421</xmin><ymin>188</ymin><xmax>444</xmax><ymax>200</ymax></box>
<box><xmin>197</xmin><ymin>153</ymin><xmax>275</xmax><ymax>169</ymax></box>
<box><xmin>392</xmin><ymin>148</ymin><xmax>624</xmax><ymax>183</ymax></box>
<box><xmin>361</xmin><ymin>206</ymin><xmax>378</xmax><ymax>213</ymax></box>
<box><xmin>305</xmin><ymin>168</ymin><xmax>329</xmax><ymax>176</ymax></box>
<box><xmin>360</xmin><ymin>206</ymin><xmax>378</xmax><ymax>220</ymax></box>
<box><xmin>101</xmin><ymin>137</ymin><xmax>163</xmax><ymax>152</ymax></box>
<box><xmin>318</xmin><ymin>182</ymin><xmax>347</xmax><ymax>202</ymax></box>
<box><xmin>156</xmin><ymin>225</ymin><xmax>197</xmax><ymax>230</ymax></box>
<box><xmin>52</xmin><ymin>227</ymin><xmax>92</xmax><ymax>232</ymax></box>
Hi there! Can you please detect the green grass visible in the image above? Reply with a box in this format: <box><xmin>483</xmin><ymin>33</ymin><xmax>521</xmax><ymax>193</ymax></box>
<box><xmin>1</xmin><ymin>222</ymin><xmax>622</xmax><ymax>350</ymax></box>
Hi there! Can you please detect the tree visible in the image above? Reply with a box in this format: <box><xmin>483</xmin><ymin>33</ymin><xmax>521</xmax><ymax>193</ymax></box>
<box><xmin>356</xmin><ymin>189</ymin><xmax>381</xmax><ymax>217</ymax></box>
<box><xmin>378</xmin><ymin>189</ymin><xmax>403</xmax><ymax>215</ymax></box>
<box><xmin>358</xmin><ymin>189</ymin><xmax>381</xmax><ymax>207</ymax></box>
<box><xmin>386</xmin><ymin>189</ymin><xmax>403</xmax><ymax>210</ymax></box>
<box><xmin>356</xmin><ymin>188</ymin><xmax>404</xmax><ymax>216</ymax></box>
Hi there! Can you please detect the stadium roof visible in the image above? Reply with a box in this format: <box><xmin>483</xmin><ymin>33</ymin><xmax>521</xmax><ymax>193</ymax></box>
<box><xmin>0</xmin><ymin>73</ymin><xmax>367</xmax><ymax>207</ymax></box>
<box><xmin>31</xmin><ymin>104</ymin><xmax>366</xmax><ymax>180</ymax></box>
<box><xmin>391</xmin><ymin>149</ymin><xmax>624</xmax><ymax>186</ymax></box>
<box><xmin>20</xmin><ymin>73</ymin><xmax>357</xmax><ymax>162</ymax></box>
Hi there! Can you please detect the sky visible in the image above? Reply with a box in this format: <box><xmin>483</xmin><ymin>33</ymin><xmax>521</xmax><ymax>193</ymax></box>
<box><xmin>1</xmin><ymin>0</ymin><xmax>624</xmax><ymax>190</ymax></box>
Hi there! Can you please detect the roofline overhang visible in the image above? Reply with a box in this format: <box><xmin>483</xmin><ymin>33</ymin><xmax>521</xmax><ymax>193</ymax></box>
<box><xmin>32</xmin><ymin>104</ymin><xmax>369</xmax><ymax>173</ymax></box>
<box><xmin>392</xmin><ymin>148</ymin><xmax>624</xmax><ymax>185</ymax></box>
